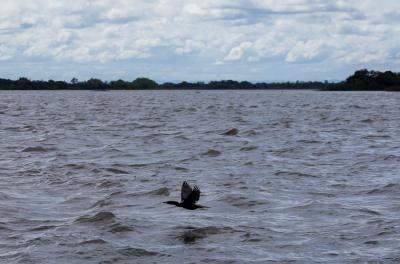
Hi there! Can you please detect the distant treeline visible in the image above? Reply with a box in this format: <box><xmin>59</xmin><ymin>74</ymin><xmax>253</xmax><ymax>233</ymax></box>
<box><xmin>0</xmin><ymin>69</ymin><xmax>399</xmax><ymax>91</ymax></box>
<box><xmin>326</xmin><ymin>69</ymin><xmax>400</xmax><ymax>91</ymax></box>
<box><xmin>0</xmin><ymin>77</ymin><xmax>333</xmax><ymax>90</ymax></box>
<box><xmin>0</xmin><ymin>77</ymin><xmax>159</xmax><ymax>90</ymax></box>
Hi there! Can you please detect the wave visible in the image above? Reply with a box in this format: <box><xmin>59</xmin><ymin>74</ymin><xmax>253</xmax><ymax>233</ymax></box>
<box><xmin>367</xmin><ymin>183</ymin><xmax>400</xmax><ymax>195</ymax></box>
<box><xmin>29</xmin><ymin>225</ymin><xmax>57</xmax><ymax>231</ymax></box>
<box><xmin>174</xmin><ymin>226</ymin><xmax>235</xmax><ymax>244</ymax></box>
<box><xmin>268</xmin><ymin>147</ymin><xmax>296</xmax><ymax>154</ymax></box>
<box><xmin>147</xmin><ymin>187</ymin><xmax>170</xmax><ymax>196</ymax></box>
<box><xmin>127</xmin><ymin>187</ymin><xmax>171</xmax><ymax>197</ymax></box>
<box><xmin>0</xmin><ymin>223</ymin><xmax>10</xmax><ymax>231</ymax></box>
<box><xmin>79</xmin><ymin>239</ymin><xmax>107</xmax><ymax>245</ymax></box>
<box><xmin>308</xmin><ymin>192</ymin><xmax>336</xmax><ymax>198</ymax></box>
<box><xmin>349</xmin><ymin>104</ymin><xmax>366</xmax><ymax>109</ymax></box>
<box><xmin>88</xmin><ymin>198</ymin><xmax>112</xmax><ymax>209</ymax></box>
<box><xmin>173</xmin><ymin>166</ymin><xmax>189</xmax><ymax>172</ymax></box>
<box><xmin>96</xmin><ymin>179</ymin><xmax>124</xmax><ymax>188</ymax></box>
<box><xmin>219</xmin><ymin>194</ymin><xmax>266</xmax><ymax>209</ymax></box>
<box><xmin>274</xmin><ymin>171</ymin><xmax>318</xmax><ymax>178</ymax></box>
<box><xmin>222</xmin><ymin>128</ymin><xmax>239</xmax><ymax>136</ymax></box>
<box><xmin>75</xmin><ymin>212</ymin><xmax>116</xmax><ymax>223</ymax></box>
<box><xmin>109</xmin><ymin>223</ymin><xmax>134</xmax><ymax>233</ymax></box>
<box><xmin>104</xmin><ymin>168</ymin><xmax>129</xmax><ymax>174</ymax></box>
<box><xmin>173</xmin><ymin>135</ymin><xmax>190</xmax><ymax>140</ymax></box>
<box><xmin>296</xmin><ymin>139</ymin><xmax>322</xmax><ymax>144</ymax></box>
<box><xmin>0</xmin><ymin>192</ymin><xmax>11</xmax><ymax>199</ymax></box>
<box><xmin>118</xmin><ymin>247</ymin><xmax>163</xmax><ymax>257</ymax></box>
<box><xmin>361</xmin><ymin>118</ymin><xmax>374</xmax><ymax>123</ymax></box>
<box><xmin>22</xmin><ymin>146</ymin><xmax>56</xmax><ymax>152</ymax></box>
<box><xmin>64</xmin><ymin>163</ymin><xmax>86</xmax><ymax>169</ymax></box>
<box><xmin>128</xmin><ymin>162</ymin><xmax>161</xmax><ymax>168</ymax></box>
<box><xmin>358</xmin><ymin>208</ymin><xmax>381</xmax><ymax>216</ymax></box>
<box><xmin>381</xmin><ymin>155</ymin><xmax>400</xmax><ymax>161</ymax></box>
<box><xmin>241</xmin><ymin>232</ymin><xmax>262</xmax><ymax>243</ymax></box>
<box><xmin>362</xmin><ymin>134</ymin><xmax>391</xmax><ymax>139</ymax></box>
<box><xmin>245</xmin><ymin>129</ymin><xmax>258</xmax><ymax>136</ymax></box>
<box><xmin>240</xmin><ymin>146</ymin><xmax>258</xmax><ymax>151</ymax></box>
<box><xmin>75</xmin><ymin>211</ymin><xmax>133</xmax><ymax>233</ymax></box>
<box><xmin>202</xmin><ymin>149</ymin><xmax>221</xmax><ymax>157</ymax></box>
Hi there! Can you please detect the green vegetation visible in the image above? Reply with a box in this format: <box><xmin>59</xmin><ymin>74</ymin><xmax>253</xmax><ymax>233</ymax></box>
<box><xmin>0</xmin><ymin>70</ymin><xmax>399</xmax><ymax>91</ymax></box>
<box><xmin>0</xmin><ymin>77</ymin><xmax>158</xmax><ymax>90</ymax></box>
<box><xmin>325</xmin><ymin>69</ymin><xmax>400</xmax><ymax>91</ymax></box>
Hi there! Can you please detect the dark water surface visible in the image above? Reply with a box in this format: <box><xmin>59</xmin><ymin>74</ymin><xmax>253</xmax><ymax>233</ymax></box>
<box><xmin>0</xmin><ymin>90</ymin><xmax>399</xmax><ymax>263</ymax></box>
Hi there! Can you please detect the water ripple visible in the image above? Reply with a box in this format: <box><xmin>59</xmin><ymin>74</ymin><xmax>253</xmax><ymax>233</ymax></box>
<box><xmin>1</xmin><ymin>90</ymin><xmax>399</xmax><ymax>263</ymax></box>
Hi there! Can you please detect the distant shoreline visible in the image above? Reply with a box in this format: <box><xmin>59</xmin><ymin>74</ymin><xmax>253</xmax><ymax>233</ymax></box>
<box><xmin>1</xmin><ymin>69</ymin><xmax>399</xmax><ymax>91</ymax></box>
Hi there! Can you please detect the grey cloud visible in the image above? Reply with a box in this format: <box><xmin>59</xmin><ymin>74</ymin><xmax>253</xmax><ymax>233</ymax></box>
<box><xmin>186</xmin><ymin>1</ymin><xmax>360</xmax><ymax>26</ymax></box>
<box><xmin>385</xmin><ymin>12</ymin><xmax>400</xmax><ymax>22</ymax></box>
<box><xmin>338</xmin><ymin>25</ymin><xmax>369</xmax><ymax>36</ymax></box>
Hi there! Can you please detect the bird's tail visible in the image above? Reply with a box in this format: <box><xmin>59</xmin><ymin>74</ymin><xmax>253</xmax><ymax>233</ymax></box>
<box><xmin>164</xmin><ymin>201</ymin><xmax>180</xmax><ymax>206</ymax></box>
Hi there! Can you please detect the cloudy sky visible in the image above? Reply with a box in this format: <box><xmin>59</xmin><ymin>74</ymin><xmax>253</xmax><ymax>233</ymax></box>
<box><xmin>0</xmin><ymin>0</ymin><xmax>399</xmax><ymax>82</ymax></box>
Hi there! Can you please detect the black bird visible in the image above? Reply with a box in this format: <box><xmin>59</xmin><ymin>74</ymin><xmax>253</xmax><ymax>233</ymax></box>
<box><xmin>164</xmin><ymin>181</ymin><xmax>207</xmax><ymax>210</ymax></box>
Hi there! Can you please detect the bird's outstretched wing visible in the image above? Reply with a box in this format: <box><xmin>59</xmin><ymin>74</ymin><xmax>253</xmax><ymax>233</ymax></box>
<box><xmin>188</xmin><ymin>185</ymin><xmax>200</xmax><ymax>204</ymax></box>
<box><xmin>181</xmin><ymin>181</ymin><xmax>200</xmax><ymax>205</ymax></box>
<box><xmin>181</xmin><ymin>181</ymin><xmax>192</xmax><ymax>202</ymax></box>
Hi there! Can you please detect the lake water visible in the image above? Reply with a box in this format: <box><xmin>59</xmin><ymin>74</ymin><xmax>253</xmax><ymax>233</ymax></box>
<box><xmin>0</xmin><ymin>90</ymin><xmax>399</xmax><ymax>263</ymax></box>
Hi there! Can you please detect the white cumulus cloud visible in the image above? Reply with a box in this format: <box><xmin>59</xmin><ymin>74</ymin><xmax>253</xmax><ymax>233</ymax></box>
<box><xmin>0</xmin><ymin>0</ymin><xmax>399</xmax><ymax>81</ymax></box>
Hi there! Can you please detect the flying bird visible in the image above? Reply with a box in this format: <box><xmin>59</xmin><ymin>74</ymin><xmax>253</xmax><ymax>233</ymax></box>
<box><xmin>164</xmin><ymin>181</ymin><xmax>207</xmax><ymax>210</ymax></box>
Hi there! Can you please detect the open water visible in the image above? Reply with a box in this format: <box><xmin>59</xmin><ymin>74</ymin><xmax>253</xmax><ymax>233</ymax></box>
<box><xmin>0</xmin><ymin>90</ymin><xmax>399</xmax><ymax>263</ymax></box>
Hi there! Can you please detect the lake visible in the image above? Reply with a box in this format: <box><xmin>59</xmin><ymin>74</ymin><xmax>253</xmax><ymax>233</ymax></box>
<box><xmin>1</xmin><ymin>90</ymin><xmax>399</xmax><ymax>263</ymax></box>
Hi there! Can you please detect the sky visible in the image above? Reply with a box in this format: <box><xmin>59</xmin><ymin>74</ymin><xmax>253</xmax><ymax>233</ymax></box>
<box><xmin>0</xmin><ymin>0</ymin><xmax>400</xmax><ymax>82</ymax></box>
